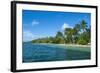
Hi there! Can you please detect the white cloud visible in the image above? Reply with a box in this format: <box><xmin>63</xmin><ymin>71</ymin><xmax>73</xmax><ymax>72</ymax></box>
<box><xmin>61</xmin><ymin>23</ymin><xmax>72</xmax><ymax>30</ymax></box>
<box><xmin>23</xmin><ymin>30</ymin><xmax>35</xmax><ymax>42</ymax></box>
<box><xmin>32</xmin><ymin>20</ymin><xmax>39</xmax><ymax>26</ymax></box>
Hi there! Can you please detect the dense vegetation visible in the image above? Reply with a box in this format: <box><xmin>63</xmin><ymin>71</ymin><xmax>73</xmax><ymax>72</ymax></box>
<box><xmin>31</xmin><ymin>20</ymin><xmax>91</xmax><ymax>45</ymax></box>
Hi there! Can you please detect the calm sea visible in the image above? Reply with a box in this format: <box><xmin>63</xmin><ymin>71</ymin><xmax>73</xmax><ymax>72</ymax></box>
<box><xmin>23</xmin><ymin>42</ymin><xmax>90</xmax><ymax>63</ymax></box>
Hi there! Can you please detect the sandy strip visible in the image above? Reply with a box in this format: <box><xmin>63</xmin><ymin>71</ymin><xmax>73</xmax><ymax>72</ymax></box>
<box><xmin>58</xmin><ymin>44</ymin><xmax>90</xmax><ymax>48</ymax></box>
<box><xmin>32</xmin><ymin>43</ymin><xmax>90</xmax><ymax>48</ymax></box>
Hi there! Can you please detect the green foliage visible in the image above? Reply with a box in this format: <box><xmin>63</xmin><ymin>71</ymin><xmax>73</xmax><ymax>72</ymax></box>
<box><xmin>55</xmin><ymin>31</ymin><xmax>65</xmax><ymax>44</ymax></box>
<box><xmin>31</xmin><ymin>20</ymin><xmax>90</xmax><ymax>45</ymax></box>
<box><xmin>77</xmin><ymin>39</ymin><xmax>88</xmax><ymax>45</ymax></box>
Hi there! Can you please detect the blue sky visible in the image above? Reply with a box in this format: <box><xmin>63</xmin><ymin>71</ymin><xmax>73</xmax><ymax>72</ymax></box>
<box><xmin>22</xmin><ymin>10</ymin><xmax>91</xmax><ymax>42</ymax></box>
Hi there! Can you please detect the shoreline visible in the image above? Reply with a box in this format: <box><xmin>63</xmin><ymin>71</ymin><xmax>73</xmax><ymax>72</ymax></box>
<box><xmin>31</xmin><ymin>43</ymin><xmax>90</xmax><ymax>48</ymax></box>
<box><xmin>58</xmin><ymin>44</ymin><xmax>90</xmax><ymax>48</ymax></box>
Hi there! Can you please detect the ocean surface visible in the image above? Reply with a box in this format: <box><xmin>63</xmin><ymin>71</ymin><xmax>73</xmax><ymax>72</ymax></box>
<box><xmin>23</xmin><ymin>42</ymin><xmax>91</xmax><ymax>63</ymax></box>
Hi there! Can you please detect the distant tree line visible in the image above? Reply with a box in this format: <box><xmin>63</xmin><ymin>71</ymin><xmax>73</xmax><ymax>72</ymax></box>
<box><xmin>31</xmin><ymin>20</ymin><xmax>91</xmax><ymax>45</ymax></box>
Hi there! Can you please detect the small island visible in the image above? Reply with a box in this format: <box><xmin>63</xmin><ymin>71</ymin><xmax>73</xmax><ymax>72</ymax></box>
<box><xmin>22</xmin><ymin>10</ymin><xmax>91</xmax><ymax>63</ymax></box>
<box><xmin>31</xmin><ymin>20</ymin><xmax>91</xmax><ymax>46</ymax></box>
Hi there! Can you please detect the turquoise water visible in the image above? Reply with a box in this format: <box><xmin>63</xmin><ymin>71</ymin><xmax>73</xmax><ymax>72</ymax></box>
<box><xmin>23</xmin><ymin>42</ymin><xmax>91</xmax><ymax>63</ymax></box>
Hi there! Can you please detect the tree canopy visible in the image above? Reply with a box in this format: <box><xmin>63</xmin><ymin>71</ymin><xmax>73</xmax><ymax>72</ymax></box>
<box><xmin>31</xmin><ymin>20</ymin><xmax>90</xmax><ymax>45</ymax></box>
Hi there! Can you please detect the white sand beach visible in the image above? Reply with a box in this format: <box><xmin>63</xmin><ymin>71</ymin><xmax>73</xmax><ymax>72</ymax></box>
<box><xmin>58</xmin><ymin>44</ymin><xmax>91</xmax><ymax>48</ymax></box>
<box><xmin>32</xmin><ymin>43</ymin><xmax>90</xmax><ymax>48</ymax></box>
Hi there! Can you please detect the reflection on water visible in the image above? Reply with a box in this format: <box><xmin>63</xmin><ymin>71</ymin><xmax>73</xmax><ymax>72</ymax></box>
<box><xmin>23</xmin><ymin>42</ymin><xmax>90</xmax><ymax>63</ymax></box>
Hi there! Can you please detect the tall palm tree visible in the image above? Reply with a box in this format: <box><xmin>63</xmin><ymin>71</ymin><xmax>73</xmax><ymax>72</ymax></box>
<box><xmin>73</xmin><ymin>24</ymin><xmax>81</xmax><ymax>43</ymax></box>
<box><xmin>64</xmin><ymin>28</ymin><xmax>75</xmax><ymax>43</ymax></box>
<box><xmin>85</xmin><ymin>26</ymin><xmax>91</xmax><ymax>43</ymax></box>
<box><xmin>74</xmin><ymin>23</ymin><xmax>81</xmax><ymax>34</ymax></box>
<box><xmin>55</xmin><ymin>31</ymin><xmax>64</xmax><ymax>44</ymax></box>
<box><xmin>80</xmin><ymin>20</ymin><xmax>87</xmax><ymax>32</ymax></box>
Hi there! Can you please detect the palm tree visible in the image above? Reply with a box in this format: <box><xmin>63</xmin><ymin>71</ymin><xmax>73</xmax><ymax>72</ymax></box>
<box><xmin>64</xmin><ymin>28</ymin><xmax>75</xmax><ymax>43</ymax></box>
<box><xmin>74</xmin><ymin>23</ymin><xmax>81</xmax><ymax>34</ymax></box>
<box><xmin>73</xmin><ymin>24</ymin><xmax>81</xmax><ymax>43</ymax></box>
<box><xmin>85</xmin><ymin>26</ymin><xmax>91</xmax><ymax>43</ymax></box>
<box><xmin>56</xmin><ymin>31</ymin><xmax>63</xmax><ymax>38</ymax></box>
<box><xmin>55</xmin><ymin>31</ymin><xmax>64</xmax><ymax>44</ymax></box>
<box><xmin>80</xmin><ymin>20</ymin><xmax>87</xmax><ymax>32</ymax></box>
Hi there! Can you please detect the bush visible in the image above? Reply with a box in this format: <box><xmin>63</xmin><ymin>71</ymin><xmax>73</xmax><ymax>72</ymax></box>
<box><xmin>77</xmin><ymin>39</ymin><xmax>88</xmax><ymax>45</ymax></box>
